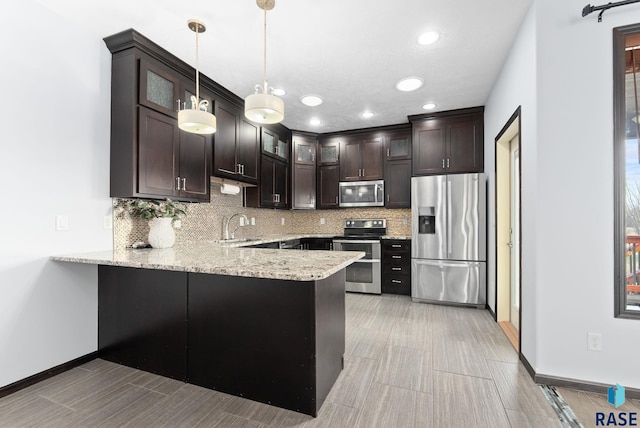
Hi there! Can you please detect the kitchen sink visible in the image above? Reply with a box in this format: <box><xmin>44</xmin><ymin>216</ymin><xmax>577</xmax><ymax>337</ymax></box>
<box><xmin>218</xmin><ymin>238</ymin><xmax>261</xmax><ymax>244</ymax></box>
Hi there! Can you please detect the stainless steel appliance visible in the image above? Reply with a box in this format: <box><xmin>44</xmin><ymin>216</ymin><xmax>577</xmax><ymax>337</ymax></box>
<box><xmin>333</xmin><ymin>219</ymin><xmax>386</xmax><ymax>294</ymax></box>
<box><xmin>338</xmin><ymin>180</ymin><xmax>384</xmax><ymax>207</ymax></box>
<box><xmin>411</xmin><ymin>174</ymin><xmax>486</xmax><ymax>307</ymax></box>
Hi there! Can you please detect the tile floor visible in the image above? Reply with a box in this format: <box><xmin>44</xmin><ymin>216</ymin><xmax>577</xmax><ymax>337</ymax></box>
<box><xmin>0</xmin><ymin>293</ymin><xmax>620</xmax><ymax>427</ymax></box>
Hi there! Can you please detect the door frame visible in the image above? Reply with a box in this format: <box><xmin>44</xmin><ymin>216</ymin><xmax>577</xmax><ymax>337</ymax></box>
<box><xmin>494</xmin><ymin>106</ymin><xmax>522</xmax><ymax>353</ymax></box>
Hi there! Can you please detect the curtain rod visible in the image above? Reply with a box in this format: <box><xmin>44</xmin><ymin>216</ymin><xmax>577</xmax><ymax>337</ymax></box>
<box><xmin>582</xmin><ymin>0</ymin><xmax>640</xmax><ymax>22</ymax></box>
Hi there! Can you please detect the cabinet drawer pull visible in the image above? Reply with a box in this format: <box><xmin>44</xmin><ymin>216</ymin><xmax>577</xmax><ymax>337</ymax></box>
<box><xmin>392</xmin><ymin>267</ymin><xmax>402</xmax><ymax>271</ymax></box>
<box><xmin>392</xmin><ymin>255</ymin><xmax>402</xmax><ymax>259</ymax></box>
<box><xmin>392</xmin><ymin>244</ymin><xmax>402</xmax><ymax>248</ymax></box>
<box><xmin>391</xmin><ymin>280</ymin><xmax>402</xmax><ymax>284</ymax></box>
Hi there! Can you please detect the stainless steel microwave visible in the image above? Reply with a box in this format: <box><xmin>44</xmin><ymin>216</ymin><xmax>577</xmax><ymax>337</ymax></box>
<box><xmin>338</xmin><ymin>180</ymin><xmax>384</xmax><ymax>207</ymax></box>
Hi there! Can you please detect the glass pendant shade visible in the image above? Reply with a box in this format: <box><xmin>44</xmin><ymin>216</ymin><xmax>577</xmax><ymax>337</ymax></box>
<box><xmin>245</xmin><ymin>92</ymin><xmax>284</xmax><ymax>124</ymax></box>
<box><xmin>178</xmin><ymin>108</ymin><xmax>216</xmax><ymax>134</ymax></box>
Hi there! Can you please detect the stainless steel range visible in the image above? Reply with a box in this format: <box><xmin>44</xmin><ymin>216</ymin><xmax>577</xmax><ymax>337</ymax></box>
<box><xmin>333</xmin><ymin>219</ymin><xmax>386</xmax><ymax>294</ymax></box>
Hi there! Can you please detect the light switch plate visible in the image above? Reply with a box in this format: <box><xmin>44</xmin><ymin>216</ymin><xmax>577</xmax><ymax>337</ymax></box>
<box><xmin>103</xmin><ymin>215</ymin><xmax>113</xmax><ymax>230</ymax></box>
<box><xmin>56</xmin><ymin>215</ymin><xmax>69</xmax><ymax>231</ymax></box>
<box><xmin>320</xmin><ymin>218</ymin><xmax>326</xmax><ymax>225</ymax></box>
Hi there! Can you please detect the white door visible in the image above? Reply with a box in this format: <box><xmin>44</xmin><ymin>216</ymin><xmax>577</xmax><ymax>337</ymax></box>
<box><xmin>510</xmin><ymin>136</ymin><xmax>520</xmax><ymax>330</ymax></box>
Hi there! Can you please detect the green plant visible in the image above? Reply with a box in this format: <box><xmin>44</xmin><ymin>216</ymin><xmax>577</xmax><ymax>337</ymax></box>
<box><xmin>127</xmin><ymin>198</ymin><xmax>186</xmax><ymax>222</ymax></box>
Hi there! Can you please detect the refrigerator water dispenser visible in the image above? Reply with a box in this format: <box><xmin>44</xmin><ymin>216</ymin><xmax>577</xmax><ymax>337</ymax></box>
<box><xmin>418</xmin><ymin>207</ymin><xmax>436</xmax><ymax>234</ymax></box>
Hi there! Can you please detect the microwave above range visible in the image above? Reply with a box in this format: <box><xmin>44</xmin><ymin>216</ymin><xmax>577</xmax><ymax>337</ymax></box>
<box><xmin>338</xmin><ymin>180</ymin><xmax>384</xmax><ymax>208</ymax></box>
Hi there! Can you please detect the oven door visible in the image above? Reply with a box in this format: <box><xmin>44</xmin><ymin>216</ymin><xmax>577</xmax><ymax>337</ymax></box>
<box><xmin>333</xmin><ymin>239</ymin><xmax>381</xmax><ymax>294</ymax></box>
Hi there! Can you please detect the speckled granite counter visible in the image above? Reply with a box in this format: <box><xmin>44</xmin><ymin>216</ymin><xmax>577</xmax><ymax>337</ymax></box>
<box><xmin>51</xmin><ymin>240</ymin><xmax>363</xmax><ymax>281</ymax></box>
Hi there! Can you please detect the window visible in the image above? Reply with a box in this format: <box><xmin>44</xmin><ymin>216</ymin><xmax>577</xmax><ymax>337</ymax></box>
<box><xmin>614</xmin><ymin>23</ymin><xmax>640</xmax><ymax>318</ymax></box>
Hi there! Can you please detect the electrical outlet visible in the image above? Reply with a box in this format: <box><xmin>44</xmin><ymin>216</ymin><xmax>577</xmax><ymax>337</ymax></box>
<box><xmin>402</xmin><ymin>217</ymin><xmax>408</xmax><ymax>225</ymax></box>
<box><xmin>251</xmin><ymin>217</ymin><xmax>255</xmax><ymax>226</ymax></box>
<box><xmin>103</xmin><ymin>215</ymin><xmax>113</xmax><ymax>230</ymax></box>
<box><xmin>281</xmin><ymin>217</ymin><xmax>285</xmax><ymax>226</ymax></box>
<box><xmin>239</xmin><ymin>217</ymin><xmax>245</xmax><ymax>226</ymax></box>
<box><xmin>588</xmin><ymin>332</ymin><xmax>603</xmax><ymax>351</ymax></box>
<box><xmin>320</xmin><ymin>218</ymin><xmax>326</xmax><ymax>225</ymax></box>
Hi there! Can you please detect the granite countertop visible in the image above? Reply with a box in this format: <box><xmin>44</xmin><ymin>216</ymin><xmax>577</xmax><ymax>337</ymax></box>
<box><xmin>51</xmin><ymin>240</ymin><xmax>364</xmax><ymax>282</ymax></box>
<box><xmin>381</xmin><ymin>235</ymin><xmax>411</xmax><ymax>240</ymax></box>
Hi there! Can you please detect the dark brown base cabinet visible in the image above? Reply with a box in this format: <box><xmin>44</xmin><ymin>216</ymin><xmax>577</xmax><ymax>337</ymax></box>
<box><xmin>98</xmin><ymin>265</ymin><xmax>345</xmax><ymax>417</ymax></box>
<box><xmin>381</xmin><ymin>239</ymin><xmax>411</xmax><ymax>295</ymax></box>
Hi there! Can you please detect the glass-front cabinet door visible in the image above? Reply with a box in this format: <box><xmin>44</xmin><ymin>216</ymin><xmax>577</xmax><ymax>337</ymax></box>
<box><xmin>139</xmin><ymin>57</ymin><xmax>181</xmax><ymax>118</ymax></box>
<box><xmin>385</xmin><ymin>131</ymin><xmax>411</xmax><ymax>160</ymax></box>
<box><xmin>318</xmin><ymin>139</ymin><xmax>340</xmax><ymax>165</ymax></box>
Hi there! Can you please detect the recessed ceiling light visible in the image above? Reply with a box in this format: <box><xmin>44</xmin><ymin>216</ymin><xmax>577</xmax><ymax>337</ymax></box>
<box><xmin>300</xmin><ymin>95</ymin><xmax>323</xmax><ymax>107</ymax></box>
<box><xmin>361</xmin><ymin>111</ymin><xmax>374</xmax><ymax>119</ymax></box>
<box><xmin>422</xmin><ymin>103</ymin><xmax>436</xmax><ymax>110</ymax></box>
<box><xmin>395</xmin><ymin>77</ymin><xmax>423</xmax><ymax>92</ymax></box>
<box><xmin>309</xmin><ymin>118</ymin><xmax>321</xmax><ymax>126</ymax></box>
<box><xmin>418</xmin><ymin>31</ymin><xmax>440</xmax><ymax>46</ymax></box>
<box><xmin>272</xmin><ymin>88</ymin><xmax>286</xmax><ymax>96</ymax></box>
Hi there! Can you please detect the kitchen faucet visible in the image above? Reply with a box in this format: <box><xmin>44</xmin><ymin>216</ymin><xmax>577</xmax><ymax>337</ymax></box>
<box><xmin>224</xmin><ymin>213</ymin><xmax>249</xmax><ymax>240</ymax></box>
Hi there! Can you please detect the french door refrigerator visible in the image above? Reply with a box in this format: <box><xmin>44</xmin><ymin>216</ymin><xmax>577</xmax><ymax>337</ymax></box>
<box><xmin>411</xmin><ymin>173</ymin><xmax>486</xmax><ymax>307</ymax></box>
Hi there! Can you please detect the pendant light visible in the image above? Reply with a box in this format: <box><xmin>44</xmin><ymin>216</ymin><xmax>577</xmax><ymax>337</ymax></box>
<box><xmin>178</xmin><ymin>19</ymin><xmax>216</xmax><ymax>135</ymax></box>
<box><xmin>245</xmin><ymin>0</ymin><xmax>284</xmax><ymax>124</ymax></box>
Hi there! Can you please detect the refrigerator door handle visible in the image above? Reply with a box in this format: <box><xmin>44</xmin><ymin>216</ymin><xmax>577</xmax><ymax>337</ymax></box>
<box><xmin>446</xmin><ymin>179</ymin><xmax>452</xmax><ymax>255</ymax></box>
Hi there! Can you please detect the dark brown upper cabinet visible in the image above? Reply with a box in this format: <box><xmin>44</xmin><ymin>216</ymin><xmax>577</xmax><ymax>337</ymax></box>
<box><xmin>213</xmin><ymin>99</ymin><xmax>259</xmax><ymax>184</ymax></box>
<box><xmin>318</xmin><ymin>137</ymin><xmax>341</xmax><ymax>165</ymax></box>
<box><xmin>383</xmin><ymin>127</ymin><xmax>412</xmax><ymax>208</ymax></box>
<box><xmin>317</xmin><ymin>165</ymin><xmax>340</xmax><ymax>209</ymax></box>
<box><xmin>410</xmin><ymin>107</ymin><xmax>484</xmax><ymax>176</ymax></box>
<box><xmin>262</xmin><ymin>126</ymin><xmax>290</xmax><ymax>163</ymax></box>
<box><xmin>105</xmin><ymin>32</ymin><xmax>212</xmax><ymax>202</ymax></box>
<box><xmin>245</xmin><ymin>124</ymin><xmax>291</xmax><ymax>209</ymax></box>
<box><xmin>340</xmin><ymin>136</ymin><xmax>384</xmax><ymax>181</ymax></box>
<box><xmin>105</xmin><ymin>28</ymin><xmax>256</xmax><ymax>201</ymax></box>
<box><xmin>292</xmin><ymin>132</ymin><xmax>317</xmax><ymax>210</ymax></box>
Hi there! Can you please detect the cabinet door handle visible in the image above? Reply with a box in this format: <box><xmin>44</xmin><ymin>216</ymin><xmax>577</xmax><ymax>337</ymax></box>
<box><xmin>175</xmin><ymin>177</ymin><xmax>181</xmax><ymax>190</ymax></box>
<box><xmin>311</xmin><ymin>152</ymin><xmax>315</xmax><ymax>162</ymax></box>
<box><xmin>241</xmin><ymin>164</ymin><xmax>245</xmax><ymax>175</ymax></box>
<box><xmin>362</xmin><ymin>168</ymin><xmax>365</xmax><ymax>176</ymax></box>
<box><xmin>392</xmin><ymin>280</ymin><xmax>402</xmax><ymax>284</ymax></box>
<box><xmin>335</xmin><ymin>195</ymin><xmax>338</xmax><ymax>204</ymax></box>
<box><xmin>387</xmin><ymin>194</ymin><xmax>390</xmax><ymax>202</ymax></box>
<box><xmin>176</xmin><ymin>99</ymin><xmax>181</xmax><ymax>112</ymax></box>
<box><xmin>442</xmin><ymin>159</ymin><xmax>445</xmax><ymax>168</ymax></box>
<box><xmin>182</xmin><ymin>178</ymin><xmax>187</xmax><ymax>191</ymax></box>
<box><xmin>447</xmin><ymin>158</ymin><xmax>450</xmax><ymax>168</ymax></box>
<box><xmin>387</xmin><ymin>148</ymin><xmax>390</xmax><ymax>157</ymax></box>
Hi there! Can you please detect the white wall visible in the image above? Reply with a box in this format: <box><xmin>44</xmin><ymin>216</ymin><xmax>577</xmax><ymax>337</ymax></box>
<box><xmin>488</xmin><ymin>0</ymin><xmax>640</xmax><ymax>388</ymax></box>
<box><xmin>0</xmin><ymin>1</ymin><xmax>112</xmax><ymax>388</ymax></box>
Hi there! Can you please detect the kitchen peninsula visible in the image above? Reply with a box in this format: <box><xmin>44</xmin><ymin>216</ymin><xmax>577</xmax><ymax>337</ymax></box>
<box><xmin>52</xmin><ymin>241</ymin><xmax>364</xmax><ymax>417</ymax></box>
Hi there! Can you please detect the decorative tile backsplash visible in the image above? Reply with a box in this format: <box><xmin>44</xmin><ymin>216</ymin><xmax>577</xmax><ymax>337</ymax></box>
<box><xmin>113</xmin><ymin>179</ymin><xmax>411</xmax><ymax>249</ymax></box>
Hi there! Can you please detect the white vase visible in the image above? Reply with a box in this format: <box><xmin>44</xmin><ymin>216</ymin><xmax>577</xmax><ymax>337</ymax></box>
<box><xmin>148</xmin><ymin>217</ymin><xmax>175</xmax><ymax>248</ymax></box>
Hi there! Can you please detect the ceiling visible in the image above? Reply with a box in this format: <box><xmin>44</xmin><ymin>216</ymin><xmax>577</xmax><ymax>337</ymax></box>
<box><xmin>38</xmin><ymin>0</ymin><xmax>532</xmax><ymax>134</ymax></box>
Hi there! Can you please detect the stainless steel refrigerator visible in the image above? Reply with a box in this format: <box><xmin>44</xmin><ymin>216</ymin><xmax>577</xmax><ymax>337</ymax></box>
<box><xmin>411</xmin><ymin>173</ymin><xmax>486</xmax><ymax>307</ymax></box>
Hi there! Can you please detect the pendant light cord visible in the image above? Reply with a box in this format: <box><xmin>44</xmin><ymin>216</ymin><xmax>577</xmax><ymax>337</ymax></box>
<box><xmin>195</xmin><ymin>25</ymin><xmax>201</xmax><ymax>103</ymax></box>
<box><xmin>263</xmin><ymin>5</ymin><xmax>268</xmax><ymax>94</ymax></box>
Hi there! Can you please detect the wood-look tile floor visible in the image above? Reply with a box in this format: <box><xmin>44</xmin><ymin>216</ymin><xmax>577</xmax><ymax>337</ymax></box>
<box><xmin>0</xmin><ymin>294</ymin><xmax>574</xmax><ymax>427</ymax></box>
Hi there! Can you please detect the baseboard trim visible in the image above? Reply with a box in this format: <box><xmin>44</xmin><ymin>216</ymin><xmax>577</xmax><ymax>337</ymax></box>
<box><xmin>0</xmin><ymin>352</ymin><xmax>98</xmax><ymax>399</ymax></box>
<box><xmin>535</xmin><ymin>373</ymin><xmax>640</xmax><ymax>400</ymax></box>
<box><xmin>520</xmin><ymin>352</ymin><xmax>536</xmax><ymax>380</ymax></box>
